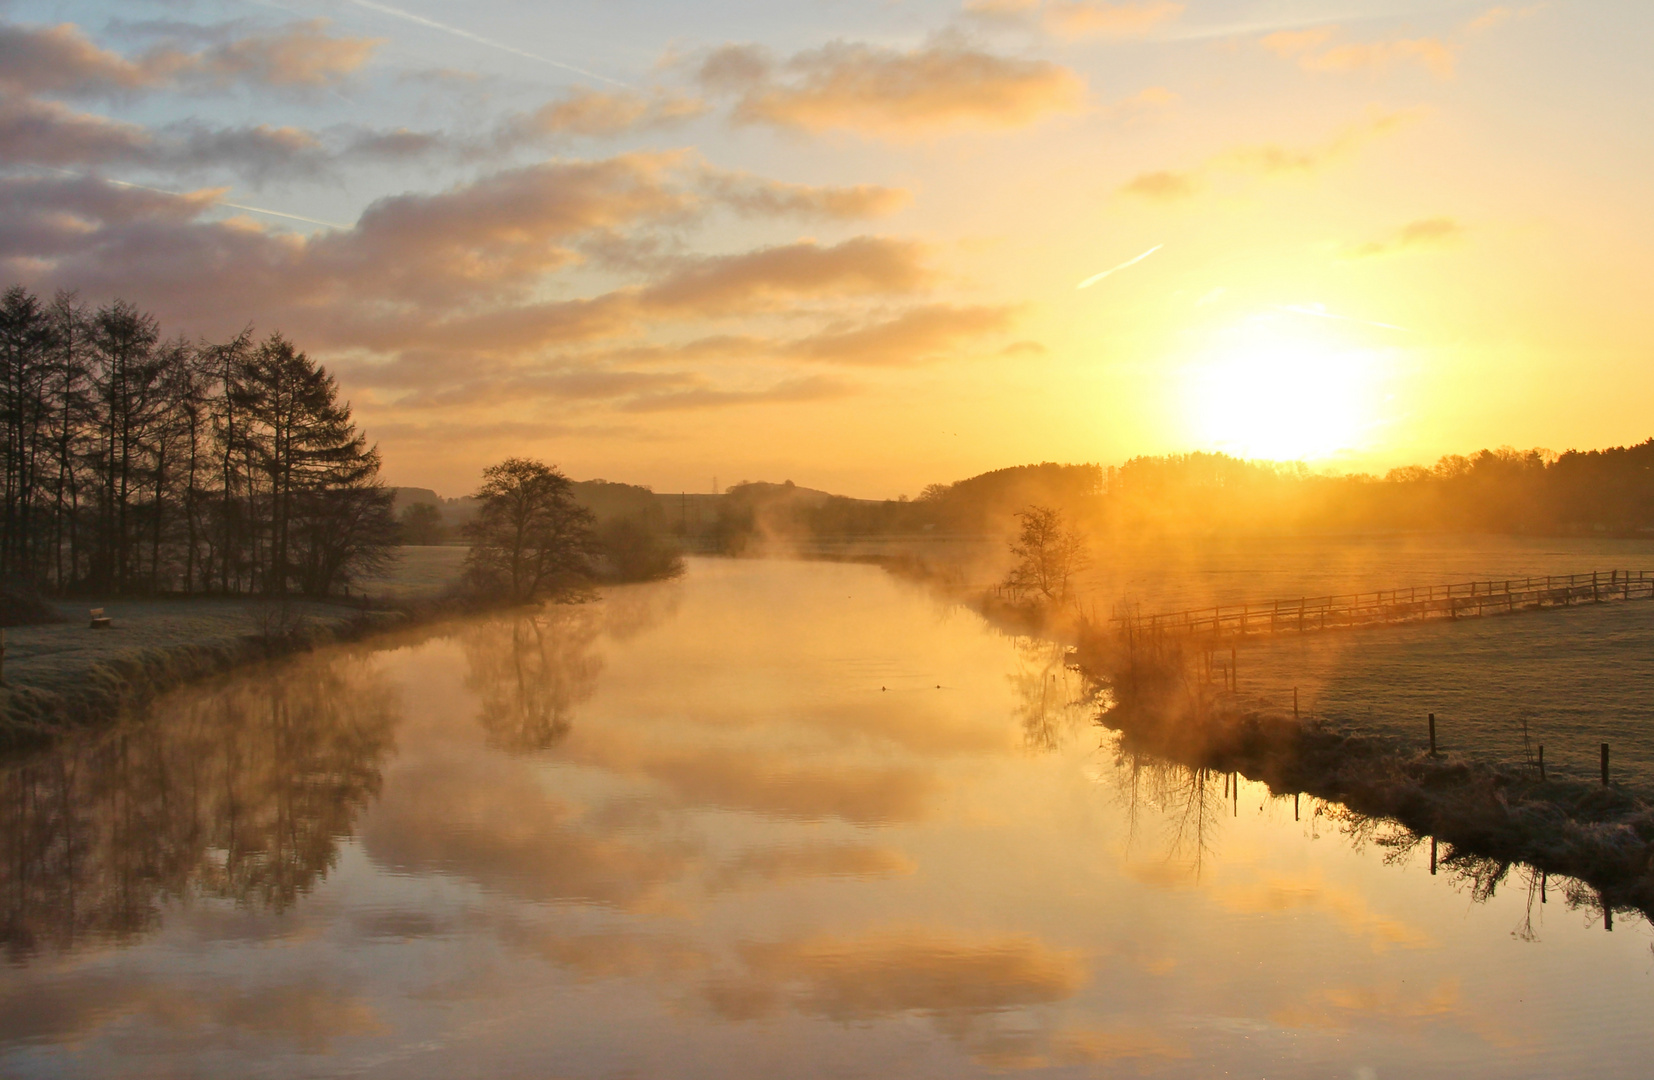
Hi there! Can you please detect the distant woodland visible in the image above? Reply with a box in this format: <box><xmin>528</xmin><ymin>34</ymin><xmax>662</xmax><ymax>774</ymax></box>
<box><xmin>657</xmin><ymin>446</ymin><xmax>1654</xmax><ymax>552</ymax></box>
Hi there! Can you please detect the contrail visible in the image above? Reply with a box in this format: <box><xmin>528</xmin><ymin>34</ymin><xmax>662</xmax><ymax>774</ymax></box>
<box><xmin>33</xmin><ymin>166</ymin><xmax>349</xmax><ymax>229</ymax></box>
<box><xmin>344</xmin><ymin>0</ymin><xmax>629</xmax><ymax>87</ymax></box>
<box><xmin>1274</xmin><ymin>304</ymin><xmax>1411</xmax><ymax>332</ymax></box>
<box><xmin>1076</xmin><ymin>244</ymin><xmax>1162</xmax><ymax>289</ymax></box>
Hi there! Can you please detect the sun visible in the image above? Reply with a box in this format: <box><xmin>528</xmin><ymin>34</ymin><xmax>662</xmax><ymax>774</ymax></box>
<box><xmin>1181</xmin><ymin>314</ymin><xmax>1386</xmax><ymax>461</ymax></box>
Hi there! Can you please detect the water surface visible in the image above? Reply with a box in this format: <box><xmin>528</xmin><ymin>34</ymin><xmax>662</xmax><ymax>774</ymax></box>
<box><xmin>3</xmin><ymin>558</ymin><xmax>1650</xmax><ymax>1078</ymax></box>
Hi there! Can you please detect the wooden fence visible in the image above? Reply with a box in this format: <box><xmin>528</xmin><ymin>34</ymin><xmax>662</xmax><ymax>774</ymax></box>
<box><xmin>1110</xmin><ymin>570</ymin><xmax>1654</xmax><ymax>642</ymax></box>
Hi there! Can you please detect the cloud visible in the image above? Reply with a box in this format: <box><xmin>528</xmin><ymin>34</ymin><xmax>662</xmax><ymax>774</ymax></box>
<box><xmin>698</xmin><ymin>39</ymin><xmax>1084</xmax><ymax>138</ymax></box>
<box><xmin>0</xmin><ymin>155</ymin><xmax>963</xmax><ymax>433</ymax></box>
<box><xmin>500</xmin><ymin>86</ymin><xmax>707</xmax><ymax>140</ymax></box>
<box><xmin>1467</xmin><ymin>5</ymin><xmax>1546</xmax><ymax>33</ymax></box>
<box><xmin>701</xmin><ymin>171</ymin><xmax>911</xmax><ymax>220</ymax></box>
<box><xmin>0</xmin><ymin>164</ymin><xmax>925</xmax><ymax>325</ymax></box>
<box><xmin>0</xmin><ymin>93</ymin><xmax>151</xmax><ymax>165</ymax></box>
<box><xmin>0</xmin><ymin>92</ymin><xmax>370</xmax><ymax>182</ymax></box>
<box><xmin>718</xmin><ymin>930</ymin><xmax>1087</xmax><ymax>1021</ymax></box>
<box><xmin>782</xmin><ymin>303</ymin><xmax>1019</xmax><ymax>364</ymax></box>
<box><xmin>1120</xmin><ymin>110</ymin><xmax>1418</xmax><ymax>200</ymax></box>
<box><xmin>0</xmin><ymin>21</ymin><xmax>169</xmax><ymax>96</ymax></box>
<box><xmin>1307</xmin><ymin>39</ymin><xmax>1456</xmax><ymax>78</ymax></box>
<box><xmin>637</xmin><ymin>237</ymin><xmax>930</xmax><ymax>315</ymax></box>
<box><xmin>361</xmin><ymin>743</ymin><xmax>699</xmax><ymax>909</ymax></box>
<box><xmin>968</xmin><ymin>0</ymin><xmax>1184</xmax><ymax>39</ymax></box>
<box><xmin>618</xmin><ymin>374</ymin><xmax>853</xmax><ymax>412</ymax></box>
<box><xmin>1344</xmin><ymin>216</ymin><xmax>1464</xmax><ymax>258</ymax></box>
<box><xmin>0</xmin><ymin>18</ymin><xmax>381</xmax><ymax>98</ymax></box>
<box><xmin>1261</xmin><ymin>26</ymin><xmax>1456</xmax><ymax>78</ymax></box>
<box><xmin>1259</xmin><ymin>27</ymin><xmax>1333</xmax><ymax>58</ymax></box>
<box><xmin>189</xmin><ymin>19</ymin><xmax>382</xmax><ymax>88</ymax></box>
<box><xmin>1119</xmin><ymin>168</ymin><xmax>1200</xmax><ymax>200</ymax></box>
<box><xmin>0</xmin><ymin>973</ymin><xmax>382</xmax><ymax>1052</ymax></box>
<box><xmin>707</xmin><ymin>843</ymin><xmax>915</xmax><ymax>891</ymax></box>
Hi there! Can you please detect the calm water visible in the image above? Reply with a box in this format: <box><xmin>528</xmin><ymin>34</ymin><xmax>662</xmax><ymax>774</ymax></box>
<box><xmin>3</xmin><ymin>558</ymin><xmax>1652</xmax><ymax>1078</ymax></box>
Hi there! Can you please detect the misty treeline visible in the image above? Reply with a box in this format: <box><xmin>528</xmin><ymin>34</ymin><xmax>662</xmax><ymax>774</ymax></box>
<box><xmin>696</xmin><ymin>445</ymin><xmax>1654</xmax><ymax>549</ymax></box>
<box><xmin>0</xmin><ymin>285</ymin><xmax>392</xmax><ymax>598</ymax></box>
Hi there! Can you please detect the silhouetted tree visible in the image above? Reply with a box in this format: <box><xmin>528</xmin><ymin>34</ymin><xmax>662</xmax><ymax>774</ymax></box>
<box><xmin>463</xmin><ymin>458</ymin><xmax>596</xmax><ymax>602</ymax></box>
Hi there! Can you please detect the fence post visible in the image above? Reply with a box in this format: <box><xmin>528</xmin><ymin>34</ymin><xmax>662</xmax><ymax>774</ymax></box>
<box><xmin>1429</xmin><ymin>713</ymin><xmax>1437</xmax><ymax>757</ymax></box>
<box><xmin>1602</xmin><ymin>743</ymin><xmax>1610</xmax><ymax>786</ymax></box>
<box><xmin>1538</xmin><ymin>744</ymin><xmax>1545</xmax><ymax>781</ymax></box>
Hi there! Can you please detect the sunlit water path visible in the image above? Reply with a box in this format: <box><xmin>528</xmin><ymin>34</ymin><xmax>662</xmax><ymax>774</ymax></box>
<box><xmin>3</xmin><ymin>558</ymin><xmax>1651</xmax><ymax>1078</ymax></box>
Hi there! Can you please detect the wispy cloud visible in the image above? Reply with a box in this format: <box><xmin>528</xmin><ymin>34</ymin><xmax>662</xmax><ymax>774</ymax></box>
<box><xmin>343</xmin><ymin>0</ymin><xmax>626</xmax><ymax>87</ymax></box>
<box><xmin>1467</xmin><ymin>5</ymin><xmax>1547</xmax><ymax>33</ymax></box>
<box><xmin>1343</xmin><ymin>216</ymin><xmax>1464</xmax><ymax>259</ymax></box>
<box><xmin>964</xmin><ymin>0</ymin><xmax>1184</xmax><ymax>40</ymax></box>
<box><xmin>1120</xmin><ymin>111</ymin><xmax>1420</xmax><ymax>201</ymax></box>
<box><xmin>1261</xmin><ymin>26</ymin><xmax>1457</xmax><ymax>79</ymax></box>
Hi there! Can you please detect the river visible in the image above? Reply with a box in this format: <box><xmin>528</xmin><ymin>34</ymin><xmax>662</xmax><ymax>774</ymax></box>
<box><xmin>2</xmin><ymin>557</ymin><xmax>1650</xmax><ymax>1078</ymax></box>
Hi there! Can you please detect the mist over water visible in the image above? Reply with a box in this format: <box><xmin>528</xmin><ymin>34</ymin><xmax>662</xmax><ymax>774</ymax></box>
<box><xmin>3</xmin><ymin>557</ymin><xmax>1652</xmax><ymax>1078</ymax></box>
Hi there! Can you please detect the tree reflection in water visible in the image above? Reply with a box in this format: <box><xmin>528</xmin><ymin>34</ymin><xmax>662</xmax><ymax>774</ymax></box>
<box><xmin>461</xmin><ymin>608</ymin><xmax>604</xmax><ymax>753</ymax></box>
<box><xmin>458</xmin><ymin>584</ymin><xmax>680</xmax><ymax>754</ymax></box>
<box><xmin>1007</xmin><ymin>637</ymin><xmax>1094</xmax><ymax>752</ymax></box>
<box><xmin>1107</xmin><ymin>751</ymin><xmax>1225</xmax><ymax>879</ymax></box>
<box><xmin>1100</xmin><ymin>744</ymin><xmax>1629</xmax><ymax>938</ymax></box>
<box><xmin>0</xmin><ymin>655</ymin><xmax>398</xmax><ymax>959</ymax></box>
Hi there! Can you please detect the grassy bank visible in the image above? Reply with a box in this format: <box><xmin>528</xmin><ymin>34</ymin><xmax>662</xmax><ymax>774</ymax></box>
<box><xmin>0</xmin><ymin>546</ymin><xmax>478</xmax><ymax>751</ymax></box>
<box><xmin>0</xmin><ymin>598</ymin><xmax>413</xmax><ymax>750</ymax></box>
<box><xmin>1082</xmin><ymin>629</ymin><xmax>1654</xmax><ymax>925</ymax></box>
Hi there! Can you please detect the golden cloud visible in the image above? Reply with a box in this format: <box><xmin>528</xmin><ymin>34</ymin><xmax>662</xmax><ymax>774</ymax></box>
<box><xmin>1119</xmin><ymin>168</ymin><xmax>1200</xmax><ymax>200</ymax></box>
<box><xmin>782</xmin><ymin>303</ymin><xmax>1021</xmax><ymax>365</ymax></box>
<box><xmin>505</xmin><ymin>86</ymin><xmax>707</xmax><ymax>140</ymax></box>
<box><xmin>701</xmin><ymin>39</ymin><xmax>1085</xmax><ymax>138</ymax></box>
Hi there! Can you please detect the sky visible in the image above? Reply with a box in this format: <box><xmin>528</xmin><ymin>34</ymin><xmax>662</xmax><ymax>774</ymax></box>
<box><xmin>1</xmin><ymin>0</ymin><xmax>1650</xmax><ymax>498</ymax></box>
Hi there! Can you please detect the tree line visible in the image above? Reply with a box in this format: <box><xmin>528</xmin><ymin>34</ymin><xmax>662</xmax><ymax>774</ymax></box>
<box><xmin>0</xmin><ymin>285</ymin><xmax>393</xmax><ymax>598</ymax></box>
<box><xmin>684</xmin><ymin>445</ymin><xmax>1654</xmax><ymax>550</ymax></box>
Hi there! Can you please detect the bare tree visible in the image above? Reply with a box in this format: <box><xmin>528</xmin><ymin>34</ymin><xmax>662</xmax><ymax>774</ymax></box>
<box><xmin>1003</xmin><ymin>504</ymin><xmax>1089</xmax><ymax>603</ymax></box>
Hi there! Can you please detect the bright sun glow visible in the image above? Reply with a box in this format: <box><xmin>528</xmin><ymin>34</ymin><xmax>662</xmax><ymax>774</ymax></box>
<box><xmin>1182</xmin><ymin>315</ymin><xmax>1387</xmax><ymax>461</ymax></box>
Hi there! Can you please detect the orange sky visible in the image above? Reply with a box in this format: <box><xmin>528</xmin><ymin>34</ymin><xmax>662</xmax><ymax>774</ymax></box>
<box><xmin>2</xmin><ymin>1</ymin><xmax>1650</xmax><ymax>497</ymax></box>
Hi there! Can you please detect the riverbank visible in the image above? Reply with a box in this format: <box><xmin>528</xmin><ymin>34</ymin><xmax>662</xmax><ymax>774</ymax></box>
<box><xmin>0</xmin><ymin>597</ymin><xmax>423</xmax><ymax>750</ymax></box>
<box><xmin>1078</xmin><ymin>629</ymin><xmax>1654</xmax><ymax>925</ymax></box>
<box><xmin>858</xmin><ymin>543</ymin><xmax>1654</xmax><ymax>923</ymax></box>
<box><xmin>0</xmin><ymin>546</ymin><xmax>475</xmax><ymax>750</ymax></box>
<box><xmin>0</xmin><ymin>543</ymin><xmax>686</xmax><ymax>751</ymax></box>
